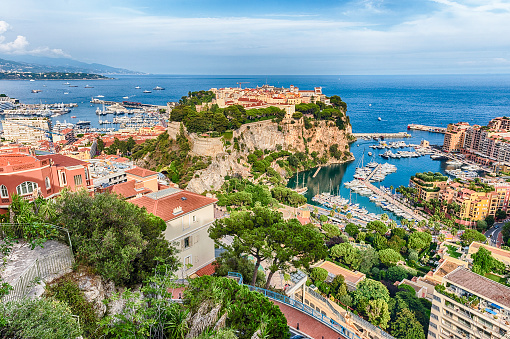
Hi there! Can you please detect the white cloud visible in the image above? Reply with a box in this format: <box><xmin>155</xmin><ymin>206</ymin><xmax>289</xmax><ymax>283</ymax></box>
<box><xmin>0</xmin><ymin>20</ymin><xmax>70</xmax><ymax>57</ymax></box>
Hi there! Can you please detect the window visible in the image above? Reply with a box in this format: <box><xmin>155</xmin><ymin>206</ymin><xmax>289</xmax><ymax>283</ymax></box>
<box><xmin>60</xmin><ymin>172</ymin><xmax>67</xmax><ymax>185</ymax></box>
<box><xmin>0</xmin><ymin>185</ymin><xmax>8</xmax><ymax>198</ymax></box>
<box><xmin>74</xmin><ymin>174</ymin><xmax>83</xmax><ymax>186</ymax></box>
<box><xmin>184</xmin><ymin>236</ymin><xmax>191</xmax><ymax>249</ymax></box>
<box><xmin>431</xmin><ymin>313</ymin><xmax>439</xmax><ymax>321</ymax></box>
<box><xmin>84</xmin><ymin>168</ymin><xmax>89</xmax><ymax>180</ymax></box>
<box><xmin>433</xmin><ymin>295</ymin><xmax>441</xmax><ymax>302</ymax></box>
<box><xmin>429</xmin><ymin>331</ymin><xmax>436</xmax><ymax>338</ymax></box>
<box><xmin>45</xmin><ymin>177</ymin><xmax>51</xmax><ymax>189</ymax></box>
<box><xmin>432</xmin><ymin>304</ymin><xmax>440</xmax><ymax>311</ymax></box>
<box><xmin>430</xmin><ymin>322</ymin><xmax>437</xmax><ymax>329</ymax></box>
<box><xmin>184</xmin><ymin>255</ymin><xmax>192</xmax><ymax>269</ymax></box>
<box><xmin>192</xmin><ymin>215</ymin><xmax>197</xmax><ymax>222</ymax></box>
<box><xmin>16</xmin><ymin>181</ymin><xmax>38</xmax><ymax>196</ymax></box>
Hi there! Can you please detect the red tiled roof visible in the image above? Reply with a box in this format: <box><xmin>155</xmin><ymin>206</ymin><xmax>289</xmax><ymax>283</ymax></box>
<box><xmin>195</xmin><ymin>263</ymin><xmax>216</xmax><ymax>277</ymax></box>
<box><xmin>125</xmin><ymin>166</ymin><xmax>158</xmax><ymax>177</ymax></box>
<box><xmin>0</xmin><ymin>153</ymin><xmax>38</xmax><ymax>166</ymax></box>
<box><xmin>109</xmin><ymin>180</ymin><xmax>152</xmax><ymax>199</ymax></box>
<box><xmin>130</xmin><ymin>189</ymin><xmax>217</xmax><ymax>221</ymax></box>
<box><xmin>38</xmin><ymin>154</ymin><xmax>87</xmax><ymax>167</ymax></box>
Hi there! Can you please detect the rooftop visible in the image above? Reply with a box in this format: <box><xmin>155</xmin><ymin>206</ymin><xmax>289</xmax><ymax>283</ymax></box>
<box><xmin>0</xmin><ymin>152</ymin><xmax>38</xmax><ymax>167</ymax></box>
<box><xmin>130</xmin><ymin>188</ymin><xmax>217</xmax><ymax>221</ymax></box>
<box><xmin>316</xmin><ymin>261</ymin><xmax>366</xmax><ymax>285</ymax></box>
<box><xmin>125</xmin><ymin>166</ymin><xmax>159</xmax><ymax>177</ymax></box>
<box><xmin>108</xmin><ymin>180</ymin><xmax>152</xmax><ymax>199</ymax></box>
<box><xmin>434</xmin><ymin>257</ymin><xmax>468</xmax><ymax>279</ymax></box>
<box><xmin>445</xmin><ymin>267</ymin><xmax>510</xmax><ymax>309</ymax></box>
<box><xmin>38</xmin><ymin>154</ymin><xmax>87</xmax><ymax>167</ymax></box>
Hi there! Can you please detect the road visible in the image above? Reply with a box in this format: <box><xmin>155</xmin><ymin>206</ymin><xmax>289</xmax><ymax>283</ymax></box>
<box><xmin>485</xmin><ymin>222</ymin><xmax>505</xmax><ymax>247</ymax></box>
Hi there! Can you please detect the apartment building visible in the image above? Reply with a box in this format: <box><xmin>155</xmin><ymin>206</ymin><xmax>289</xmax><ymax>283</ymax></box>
<box><xmin>2</xmin><ymin>118</ymin><xmax>50</xmax><ymax>144</ymax></box>
<box><xmin>443</xmin><ymin>122</ymin><xmax>471</xmax><ymax>152</ymax></box>
<box><xmin>409</xmin><ymin>173</ymin><xmax>449</xmax><ymax>202</ymax></box>
<box><xmin>130</xmin><ymin>187</ymin><xmax>217</xmax><ymax>279</ymax></box>
<box><xmin>428</xmin><ymin>267</ymin><xmax>510</xmax><ymax>339</ymax></box>
<box><xmin>0</xmin><ymin>149</ymin><xmax>92</xmax><ymax>214</ymax></box>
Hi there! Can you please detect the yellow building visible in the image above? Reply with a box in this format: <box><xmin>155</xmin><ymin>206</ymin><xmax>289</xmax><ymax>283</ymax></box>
<box><xmin>409</xmin><ymin>172</ymin><xmax>448</xmax><ymax>202</ymax></box>
<box><xmin>442</xmin><ymin>122</ymin><xmax>471</xmax><ymax>152</ymax></box>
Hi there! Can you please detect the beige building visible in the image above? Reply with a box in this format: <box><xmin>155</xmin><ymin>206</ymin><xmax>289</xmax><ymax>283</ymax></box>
<box><xmin>125</xmin><ymin>166</ymin><xmax>159</xmax><ymax>192</ymax></box>
<box><xmin>2</xmin><ymin>118</ymin><xmax>50</xmax><ymax>144</ymax></box>
<box><xmin>428</xmin><ymin>267</ymin><xmax>510</xmax><ymax>339</ymax></box>
<box><xmin>130</xmin><ymin>187</ymin><xmax>217</xmax><ymax>279</ymax></box>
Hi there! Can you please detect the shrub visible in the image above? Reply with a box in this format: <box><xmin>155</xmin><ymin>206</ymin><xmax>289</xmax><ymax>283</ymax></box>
<box><xmin>310</xmin><ymin>267</ymin><xmax>329</xmax><ymax>282</ymax></box>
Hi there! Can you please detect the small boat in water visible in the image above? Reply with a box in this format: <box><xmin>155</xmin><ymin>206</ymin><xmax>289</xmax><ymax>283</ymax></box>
<box><xmin>378</xmin><ymin>117</ymin><xmax>382</xmax><ymax>121</ymax></box>
<box><xmin>123</xmin><ymin>96</ymin><xmax>129</xmax><ymax>99</ymax></box>
<box><xmin>135</xmin><ymin>86</ymin><xmax>141</xmax><ymax>89</ymax></box>
<box><xmin>31</xmin><ymin>89</ymin><xmax>42</xmax><ymax>93</ymax></box>
<box><xmin>84</xmin><ymin>85</ymin><xmax>94</xmax><ymax>88</ymax></box>
<box><xmin>71</xmin><ymin>116</ymin><xmax>76</xmax><ymax>118</ymax></box>
<box><xmin>143</xmin><ymin>90</ymin><xmax>152</xmax><ymax>93</ymax></box>
<box><xmin>96</xmin><ymin>95</ymin><xmax>104</xmax><ymax>98</ymax></box>
<box><xmin>153</xmin><ymin>86</ymin><xmax>165</xmax><ymax>90</ymax></box>
<box><xmin>63</xmin><ymin>82</ymin><xmax>70</xmax><ymax>85</ymax></box>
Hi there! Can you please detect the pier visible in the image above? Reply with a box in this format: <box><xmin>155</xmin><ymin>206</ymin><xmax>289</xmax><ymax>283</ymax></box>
<box><xmin>365</xmin><ymin>164</ymin><xmax>382</xmax><ymax>182</ymax></box>
<box><xmin>407</xmin><ymin>124</ymin><xmax>446</xmax><ymax>133</ymax></box>
<box><xmin>352</xmin><ymin>132</ymin><xmax>411</xmax><ymax>139</ymax></box>
<box><xmin>312</xmin><ymin>166</ymin><xmax>322</xmax><ymax>178</ymax></box>
<box><xmin>91</xmin><ymin>98</ymin><xmax>158</xmax><ymax>108</ymax></box>
<box><xmin>363</xmin><ymin>181</ymin><xmax>426</xmax><ymax>222</ymax></box>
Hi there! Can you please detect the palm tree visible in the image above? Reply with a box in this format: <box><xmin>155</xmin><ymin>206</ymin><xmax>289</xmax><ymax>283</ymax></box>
<box><xmin>346</xmin><ymin>212</ymin><xmax>352</xmax><ymax>220</ymax></box>
<box><xmin>380</xmin><ymin>213</ymin><xmax>389</xmax><ymax>222</ymax></box>
<box><xmin>390</xmin><ymin>185</ymin><xmax>394</xmax><ymax>195</ymax></box>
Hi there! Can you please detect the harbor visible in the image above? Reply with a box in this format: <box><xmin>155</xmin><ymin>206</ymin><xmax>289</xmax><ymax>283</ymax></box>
<box><xmin>407</xmin><ymin>123</ymin><xmax>447</xmax><ymax>133</ymax></box>
<box><xmin>352</xmin><ymin>132</ymin><xmax>411</xmax><ymax>139</ymax></box>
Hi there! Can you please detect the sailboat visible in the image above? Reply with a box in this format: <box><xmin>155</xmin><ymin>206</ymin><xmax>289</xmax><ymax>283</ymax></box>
<box><xmin>294</xmin><ymin>171</ymin><xmax>308</xmax><ymax>195</ymax></box>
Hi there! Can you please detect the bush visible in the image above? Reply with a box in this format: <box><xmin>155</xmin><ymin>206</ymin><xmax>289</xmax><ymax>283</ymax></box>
<box><xmin>310</xmin><ymin>267</ymin><xmax>329</xmax><ymax>282</ymax></box>
<box><xmin>0</xmin><ymin>298</ymin><xmax>83</xmax><ymax>339</ymax></box>
<box><xmin>45</xmin><ymin>275</ymin><xmax>100</xmax><ymax>337</ymax></box>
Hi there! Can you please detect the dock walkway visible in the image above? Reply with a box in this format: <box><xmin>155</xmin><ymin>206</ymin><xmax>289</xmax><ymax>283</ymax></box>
<box><xmin>407</xmin><ymin>124</ymin><xmax>446</xmax><ymax>134</ymax></box>
<box><xmin>363</xmin><ymin>181</ymin><xmax>426</xmax><ymax>222</ymax></box>
<box><xmin>352</xmin><ymin>132</ymin><xmax>410</xmax><ymax>139</ymax></box>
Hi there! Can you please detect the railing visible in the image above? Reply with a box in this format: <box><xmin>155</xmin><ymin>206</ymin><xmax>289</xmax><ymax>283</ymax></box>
<box><xmin>244</xmin><ymin>284</ymin><xmax>362</xmax><ymax>339</ymax></box>
<box><xmin>2</xmin><ymin>247</ymin><xmax>75</xmax><ymax>302</ymax></box>
<box><xmin>305</xmin><ymin>286</ymin><xmax>396</xmax><ymax>339</ymax></box>
<box><xmin>227</xmin><ymin>272</ymin><xmax>243</xmax><ymax>285</ymax></box>
<box><xmin>0</xmin><ymin>223</ymin><xmax>73</xmax><ymax>254</ymax></box>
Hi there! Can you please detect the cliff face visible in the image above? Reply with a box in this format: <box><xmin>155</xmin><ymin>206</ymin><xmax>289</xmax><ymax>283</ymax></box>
<box><xmin>182</xmin><ymin>119</ymin><xmax>353</xmax><ymax>193</ymax></box>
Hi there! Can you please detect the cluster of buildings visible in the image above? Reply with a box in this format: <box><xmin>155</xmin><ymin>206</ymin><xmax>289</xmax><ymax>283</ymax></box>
<box><xmin>443</xmin><ymin>117</ymin><xmax>510</xmax><ymax>168</ymax></box>
<box><xmin>0</xmin><ymin>143</ymin><xmax>218</xmax><ymax>279</ymax></box>
<box><xmin>409</xmin><ymin>172</ymin><xmax>510</xmax><ymax>222</ymax></box>
<box><xmin>189</xmin><ymin>85</ymin><xmax>330</xmax><ymax>117</ymax></box>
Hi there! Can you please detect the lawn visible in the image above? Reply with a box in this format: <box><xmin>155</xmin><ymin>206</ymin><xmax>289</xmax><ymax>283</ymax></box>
<box><xmin>485</xmin><ymin>273</ymin><xmax>508</xmax><ymax>286</ymax></box>
<box><xmin>445</xmin><ymin>244</ymin><xmax>462</xmax><ymax>259</ymax></box>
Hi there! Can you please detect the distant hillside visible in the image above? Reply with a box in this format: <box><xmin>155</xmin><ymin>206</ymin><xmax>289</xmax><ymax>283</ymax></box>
<box><xmin>0</xmin><ymin>55</ymin><xmax>144</xmax><ymax>75</ymax></box>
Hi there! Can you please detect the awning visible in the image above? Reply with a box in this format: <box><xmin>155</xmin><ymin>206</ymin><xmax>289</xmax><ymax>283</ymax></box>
<box><xmin>486</xmin><ymin>308</ymin><xmax>497</xmax><ymax>315</ymax></box>
<box><xmin>490</xmin><ymin>303</ymin><xmax>503</xmax><ymax>310</ymax></box>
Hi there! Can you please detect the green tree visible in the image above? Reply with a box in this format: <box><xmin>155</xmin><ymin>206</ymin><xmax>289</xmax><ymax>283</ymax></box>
<box><xmin>476</xmin><ymin>219</ymin><xmax>488</xmax><ymax>232</ymax></box>
<box><xmin>264</xmin><ymin>219</ymin><xmax>327</xmax><ymax>288</ymax></box>
<box><xmin>496</xmin><ymin>209</ymin><xmax>507</xmax><ymax>220</ymax></box>
<box><xmin>387</xmin><ymin>266</ymin><xmax>409</xmax><ymax>282</ymax></box>
<box><xmin>408</xmin><ymin>231</ymin><xmax>432</xmax><ymax>251</ymax></box>
<box><xmin>310</xmin><ymin>267</ymin><xmax>329</xmax><ymax>282</ymax></box>
<box><xmin>353</xmin><ymin>279</ymin><xmax>390</xmax><ymax>312</ymax></box>
<box><xmin>358</xmin><ymin>247</ymin><xmax>379</xmax><ymax>274</ymax></box>
<box><xmin>367</xmin><ymin>220</ymin><xmax>388</xmax><ymax>235</ymax></box>
<box><xmin>373</xmin><ymin>233</ymin><xmax>388</xmax><ymax>250</ymax></box>
<box><xmin>322</xmin><ymin>223</ymin><xmax>341</xmax><ymax>238</ymax></box>
<box><xmin>366</xmin><ymin>299</ymin><xmax>391</xmax><ymax>329</ymax></box>
<box><xmin>213</xmin><ymin>251</ymin><xmax>265</xmax><ymax>286</ymax></box>
<box><xmin>344</xmin><ymin>222</ymin><xmax>359</xmax><ymax>237</ymax></box>
<box><xmin>391</xmin><ymin>308</ymin><xmax>425</xmax><ymax>339</ymax></box>
<box><xmin>378</xmin><ymin>248</ymin><xmax>402</xmax><ymax>267</ymax></box>
<box><xmin>472</xmin><ymin>246</ymin><xmax>506</xmax><ymax>275</ymax></box>
<box><xmin>485</xmin><ymin>215</ymin><xmax>495</xmax><ymax>227</ymax></box>
<box><xmin>460</xmin><ymin>229</ymin><xmax>486</xmax><ymax>245</ymax></box>
<box><xmin>209</xmin><ymin>206</ymin><xmax>282</xmax><ymax>286</ymax></box>
<box><xmin>330</xmin><ymin>243</ymin><xmax>361</xmax><ymax>269</ymax></box>
<box><xmin>50</xmin><ymin>190</ymin><xmax>178</xmax><ymax>285</ymax></box>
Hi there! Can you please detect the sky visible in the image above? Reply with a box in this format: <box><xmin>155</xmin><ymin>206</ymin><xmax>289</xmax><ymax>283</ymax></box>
<box><xmin>1</xmin><ymin>0</ymin><xmax>510</xmax><ymax>74</ymax></box>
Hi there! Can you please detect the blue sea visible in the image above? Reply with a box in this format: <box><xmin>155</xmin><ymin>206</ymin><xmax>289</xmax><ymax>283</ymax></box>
<box><xmin>2</xmin><ymin>74</ymin><xmax>510</xmax><ymax>219</ymax></box>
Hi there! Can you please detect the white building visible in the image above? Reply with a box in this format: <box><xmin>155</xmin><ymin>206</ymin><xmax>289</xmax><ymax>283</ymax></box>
<box><xmin>1</xmin><ymin>118</ymin><xmax>50</xmax><ymax>144</ymax></box>
<box><xmin>130</xmin><ymin>187</ymin><xmax>217</xmax><ymax>279</ymax></box>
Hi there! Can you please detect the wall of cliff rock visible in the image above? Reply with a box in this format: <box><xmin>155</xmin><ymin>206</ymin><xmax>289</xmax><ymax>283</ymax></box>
<box><xmin>175</xmin><ymin>118</ymin><xmax>353</xmax><ymax>193</ymax></box>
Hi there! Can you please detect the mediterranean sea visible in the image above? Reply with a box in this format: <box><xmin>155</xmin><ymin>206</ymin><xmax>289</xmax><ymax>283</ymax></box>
<box><xmin>2</xmin><ymin>74</ymin><xmax>510</xmax><ymax>219</ymax></box>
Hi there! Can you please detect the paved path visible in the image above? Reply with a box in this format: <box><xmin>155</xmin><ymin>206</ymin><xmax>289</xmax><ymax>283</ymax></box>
<box><xmin>273</xmin><ymin>301</ymin><xmax>347</xmax><ymax>339</ymax></box>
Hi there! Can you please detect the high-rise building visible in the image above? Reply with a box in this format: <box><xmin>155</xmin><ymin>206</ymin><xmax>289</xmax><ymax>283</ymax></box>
<box><xmin>428</xmin><ymin>267</ymin><xmax>510</xmax><ymax>339</ymax></box>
